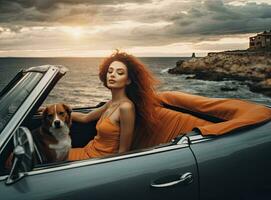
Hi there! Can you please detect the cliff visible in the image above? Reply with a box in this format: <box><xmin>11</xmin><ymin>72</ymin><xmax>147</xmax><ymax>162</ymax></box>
<box><xmin>168</xmin><ymin>51</ymin><xmax>271</xmax><ymax>97</ymax></box>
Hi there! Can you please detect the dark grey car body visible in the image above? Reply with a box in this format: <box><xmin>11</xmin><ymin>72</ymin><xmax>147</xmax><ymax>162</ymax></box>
<box><xmin>0</xmin><ymin>65</ymin><xmax>270</xmax><ymax>200</ymax></box>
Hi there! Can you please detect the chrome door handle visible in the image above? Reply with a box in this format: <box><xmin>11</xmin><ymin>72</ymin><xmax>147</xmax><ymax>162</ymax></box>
<box><xmin>150</xmin><ymin>172</ymin><xmax>193</xmax><ymax>188</ymax></box>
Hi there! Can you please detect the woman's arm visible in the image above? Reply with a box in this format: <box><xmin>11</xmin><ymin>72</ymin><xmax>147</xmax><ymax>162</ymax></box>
<box><xmin>119</xmin><ymin>102</ymin><xmax>135</xmax><ymax>153</ymax></box>
<box><xmin>72</xmin><ymin>102</ymin><xmax>109</xmax><ymax>123</ymax></box>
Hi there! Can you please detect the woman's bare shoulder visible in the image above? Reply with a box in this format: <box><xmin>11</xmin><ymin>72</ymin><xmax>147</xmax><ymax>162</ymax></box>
<box><xmin>119</xmin><ymin>100</ymin><xmax>135</xmax><ymax>111</ymax></box>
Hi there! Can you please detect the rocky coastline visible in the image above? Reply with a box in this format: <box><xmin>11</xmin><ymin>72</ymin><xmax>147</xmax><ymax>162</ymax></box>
<box><xmin>168</xmin><ymin>51</ymin><xmax>271</xmax><ymax>97</ymax></box>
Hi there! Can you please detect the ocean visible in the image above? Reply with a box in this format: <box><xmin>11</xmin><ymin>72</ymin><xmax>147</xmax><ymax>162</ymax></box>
<box><xmin>0</xmin><ymin>57</ymin><xmax>271</xmax><ymax>107</ymax></box>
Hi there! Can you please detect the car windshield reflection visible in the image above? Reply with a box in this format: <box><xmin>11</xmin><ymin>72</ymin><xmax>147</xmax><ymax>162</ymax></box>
<box><xmin>0</xmin><ymin>72</ymin><xmax>43</xmax><ymax>133</ymax></box>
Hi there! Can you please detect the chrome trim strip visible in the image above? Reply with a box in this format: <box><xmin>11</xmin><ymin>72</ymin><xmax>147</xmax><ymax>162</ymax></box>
<box><xmin>188</xmin><ymin>134</ymin><xmax>213</xmax><ymax>144</ymax></box>
<box><xmin>23</xmin><ymin>65</ymin><xmax>68</xmax><ymax>74</ymax></box>
<box><xmin>189</xmin><ymin>135</ymin><xmax>204</xmax><ymax>141</ymax></box>
<box><xmin>23</xmin><ymin>65</ymin><xmax>50</xmax><ymax>73</ymax></box>
<box><xmin>177</xmin><ymin>136</ymin><xmax>189</xmax><ymax>145</ymax></box>
<box><xmin>22</xmin><ymin>139</ymin><xmax>189</xmax><ymax>177</ymax></box>
<box><xmin>0</xmin><ymin>175</ymin><xmax>8</xmax><ymax>181</ymax></box>
<box><xmin>0</xmin><ymin>67</ymin><xmax>59</xmax><ymax>152</ymax></box>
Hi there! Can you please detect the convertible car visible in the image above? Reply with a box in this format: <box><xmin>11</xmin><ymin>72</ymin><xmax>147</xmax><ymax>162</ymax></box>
<box><xmin>0</xmin><ymin>65</ymin><xmax>271</xmax><ymax>200</ymax></box>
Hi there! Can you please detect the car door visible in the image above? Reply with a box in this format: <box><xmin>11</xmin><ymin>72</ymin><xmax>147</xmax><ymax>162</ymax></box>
<box><xmin>1</xmin><ymin>136</ymin><xmax>199</xmax><ymax>200</ymax></box>
<box><xmin>190</xmin><ymin>121</ymin><xmax>271</xmax><ymax>200</ymax></box>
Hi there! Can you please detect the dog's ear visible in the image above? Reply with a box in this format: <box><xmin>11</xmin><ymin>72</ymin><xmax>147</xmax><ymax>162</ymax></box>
<box><xmin>62</xmin><ymin>103</ymin><xmax>72</xmax><ymax>127</ymax></box>
<box><xmin>62</xmin><ymin>103</ymin><xmax>72</xmax><ymax>116</ymax></box>
<box><xmin>42</xmin><ymin>107</ymin><xmax>48</xmax><ymax>122</ymax></box>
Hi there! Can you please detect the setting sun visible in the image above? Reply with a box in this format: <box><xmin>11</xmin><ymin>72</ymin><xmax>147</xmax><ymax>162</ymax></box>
<box><xmin>63</xmin><ymin>27</ymin><xmax>83</xmax><ymax>38</ymax></box>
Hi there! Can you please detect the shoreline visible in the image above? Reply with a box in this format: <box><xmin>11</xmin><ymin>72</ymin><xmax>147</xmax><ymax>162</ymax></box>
<box><xmin>168</xmin><ymin>50</ymin><xmax>271</xmax><ymax>97</ymax></box>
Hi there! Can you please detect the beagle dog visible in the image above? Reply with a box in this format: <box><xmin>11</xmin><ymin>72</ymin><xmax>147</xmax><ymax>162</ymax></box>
<box><xmin>33</xmin><ymin>103</ymin><xmax>72</xmax><ymax>163</ymax></box>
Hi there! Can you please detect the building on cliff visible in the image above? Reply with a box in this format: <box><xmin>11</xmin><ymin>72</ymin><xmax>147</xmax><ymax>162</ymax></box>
<box><xmin>249</xmin><ymin>30</ymin><xmax>271</xmax><ymax>50</ymax></box>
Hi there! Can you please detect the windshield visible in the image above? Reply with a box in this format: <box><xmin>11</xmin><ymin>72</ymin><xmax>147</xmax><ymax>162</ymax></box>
<box><xmin>0</xmin><ymin>72</ymin><xmax>43</xmax><ymax>133</ymax></box>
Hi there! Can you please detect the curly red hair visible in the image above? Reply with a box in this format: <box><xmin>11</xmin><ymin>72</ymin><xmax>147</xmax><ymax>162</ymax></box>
<box><xmin>99</xmin><ymin>51</ymin><xmax>160</xmax><ymax>144</ymax></box>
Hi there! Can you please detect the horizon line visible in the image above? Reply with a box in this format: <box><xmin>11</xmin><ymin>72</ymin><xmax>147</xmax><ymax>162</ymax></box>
<box><xmin>0</xmin><ymin>55</ymin><xmax>195</xmax><ymax>58</ymax></box>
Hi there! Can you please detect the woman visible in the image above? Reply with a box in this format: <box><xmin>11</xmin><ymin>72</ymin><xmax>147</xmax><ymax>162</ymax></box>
<box><xmin>68</xmin><ymin>51</ymin><xmax>271</xmax><ymax>161</ymax></box>
<box><xmin>68</xmin><ymin>51</ymin><xmax>160</xmax><ymax>160</ymax></box>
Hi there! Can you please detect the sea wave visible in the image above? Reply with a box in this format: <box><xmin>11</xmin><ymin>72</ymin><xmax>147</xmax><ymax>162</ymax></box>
<box><xmin>0</xmin><ymin>57</ymin><xmax>270</xmax><ymax>107</ymax></box>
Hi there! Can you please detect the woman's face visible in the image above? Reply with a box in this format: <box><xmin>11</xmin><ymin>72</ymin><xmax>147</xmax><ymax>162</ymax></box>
<box><xmin>106</xmin><ymin>61</ymin><xmax>131</xmax><ymax>89</ymax></box>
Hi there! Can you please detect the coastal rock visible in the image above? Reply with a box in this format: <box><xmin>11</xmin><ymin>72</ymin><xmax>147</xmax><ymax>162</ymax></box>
<box><xmin>168</xmin><ymin>51</ymin><xmax>271</xmax><ymax>97</ymax></box>
<box><xmin>192</xmin><ymin>52</ymin><xmax>196</xmax><ymax>58</ymax></box>
<box><xmin>168</xmin><ymin>59</ymin><xmax>185</xmax><ymax>74</ymax></box>
<box><xmin>249</xmin><ymin>78</ymin><xmax>271</xmax><ymax>96</ymax></box>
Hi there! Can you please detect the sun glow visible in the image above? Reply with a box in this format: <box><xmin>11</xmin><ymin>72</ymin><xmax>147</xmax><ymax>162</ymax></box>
<box><xmin>63</xmin><ymin>27</ymin><xmax>83</xmax><ymax>38</ymax></box>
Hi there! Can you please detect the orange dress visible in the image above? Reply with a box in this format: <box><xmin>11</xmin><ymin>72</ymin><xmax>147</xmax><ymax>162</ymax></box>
<box><xmin>134</xmin><ymin>91</ymin><xmax>271</xmax><ymax>149</ymax></box>
<box><xmin>69</xmin><ymin>91</ymin><xmax>271</xmax><ymax>160</ymax></box>
<box><xmin>68</xmin><ymin>107</ymin><xmax>120</xmax><ymax>161</ymax></box>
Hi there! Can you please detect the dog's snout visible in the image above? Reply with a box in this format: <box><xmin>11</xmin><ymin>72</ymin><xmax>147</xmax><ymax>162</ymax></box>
<box><xmin>54</xmin><ymin>120</ymin><xmax>61</xmax><ymax>128</ymax></box>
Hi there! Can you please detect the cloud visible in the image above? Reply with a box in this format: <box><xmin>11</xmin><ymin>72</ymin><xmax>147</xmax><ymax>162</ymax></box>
<box><xmin>1</xmin><ymin>0</ymin><xmax>271</xmax><ymax>56</ymax></box>
<box><xmin>0</xmin><ymin>0</ymin><xmax>152</xmax><ymax>13</ymax></box>
<box><xmin>1</xmin><ymin>0</ymin><xmax>271</xmax><ymax>33</ymax></box>
<box><xmin>166</xmin><ymin>0</ymin><xmax>271</xmax><ymax>37</ymax></box>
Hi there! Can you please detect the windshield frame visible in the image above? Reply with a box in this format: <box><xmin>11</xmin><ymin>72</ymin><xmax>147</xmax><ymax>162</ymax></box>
<box><xmin>0</xmin><ymin>66</ymin><xmax>64</xmax><ymax>154</ymax></box>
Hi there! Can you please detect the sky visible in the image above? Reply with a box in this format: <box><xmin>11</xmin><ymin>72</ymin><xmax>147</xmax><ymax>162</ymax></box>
<box><xmin>0</xmin><ymin>0</ymin><xmax>271</xmax><ymax>57</ymax></box>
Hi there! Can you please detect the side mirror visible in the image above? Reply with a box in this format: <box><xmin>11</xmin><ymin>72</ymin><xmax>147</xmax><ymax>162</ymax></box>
<box><xmin>6</xmin><ymin>127</ymin><xmax>34</xmax><ymax>185</ymax></box>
